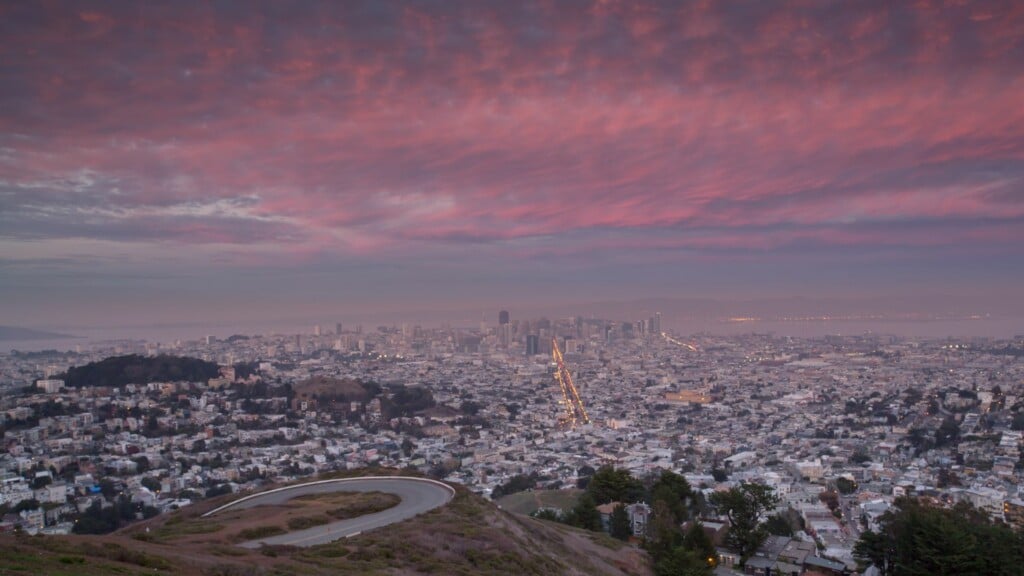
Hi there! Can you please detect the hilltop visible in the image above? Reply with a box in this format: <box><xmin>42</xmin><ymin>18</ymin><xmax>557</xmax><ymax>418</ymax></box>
<box><xmin>62</xmin><ymin>354</ymin><xmax>220</xmax><ymax>387</ymax></box>
<box><xmin>0</xmin><ymin>484</ymin><xmax>651</xmax><ymax>576</ymax></box>
<box><xmin>292</xmin><ymin>375</ymin><xmax>378</xmax><ymax>403</ymax></box>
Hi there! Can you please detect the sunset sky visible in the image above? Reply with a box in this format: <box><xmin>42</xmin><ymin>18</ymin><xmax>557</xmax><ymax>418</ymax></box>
<box><xmin>2</xmin><ymin>1</ymin><xmax>1023</xmax><ymax>331</ymax></box>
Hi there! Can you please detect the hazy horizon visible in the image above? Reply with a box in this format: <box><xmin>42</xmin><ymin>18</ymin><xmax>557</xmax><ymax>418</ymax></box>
<box><xmin>5</xmin><ymin>292</ymin><xmax>1022</xmax><ymax>353</ymax></box>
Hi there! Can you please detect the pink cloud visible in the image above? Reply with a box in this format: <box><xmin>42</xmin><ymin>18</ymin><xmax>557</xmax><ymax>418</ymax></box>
<box><xmin>1</xmin><ymin>0</ymin><xmax>1022</xmax><ymax>266</ymax></box>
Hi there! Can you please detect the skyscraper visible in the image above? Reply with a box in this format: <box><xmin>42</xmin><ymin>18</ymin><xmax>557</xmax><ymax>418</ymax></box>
<box><xmin>526</xmin><ymin>334</ymin><xmax>539</xmax><ymax>356</ymax></box>
<box><xmin>499</xmin><ymin>310</ymin><xmax>510</xmax><ymax>325</ymax></box>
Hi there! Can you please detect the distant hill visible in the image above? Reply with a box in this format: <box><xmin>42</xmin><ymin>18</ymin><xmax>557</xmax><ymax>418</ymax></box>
<box><xmin>0</xmin><ymin>477</ymin><xmax>651</xmax><ymax>576</ymax></box>
<box><xmin>292</xmin><ymin>376</ymin><xmax>378</xmax><ymax>403</ymax></box>
<box><xmin>0</xmin><ymin>325</ymin><xmax>75</xmax><ymax>341</ymax></box>
<box><xmin>62</xmin><ymin>354</ymin><xmax>220</xmax><ymax>387</ymax></box>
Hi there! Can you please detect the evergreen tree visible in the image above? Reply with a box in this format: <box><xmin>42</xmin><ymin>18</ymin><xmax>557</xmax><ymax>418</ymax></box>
<box><xmin>854</xmin><ymin>497</ymin><xmax>1024</xmax><ymax>576</ymax></box>
<box><xmin>654</xmin><ymin>547</ymin><xmax>713</xmax><ymax>576</ymax></box>
<box><xmin>587</xmin><ymin>465</ymin><xmax>645</xmax><ymax>504</ymax></box>
<box><xmin>647</xmin><ymin>499</ymin><xmax>683</xmax><ymax>560</ymax></box>
<box><xmin>610</xmin><ymin>503</ymin><xmax>632</xmax><ymax>540</ymax></box>
<box><xmin>682</xmin><ymin>521</ymin><xmax>718</xmax><ymax>567</ymax></box>
<box><xmin>569</xmin><ymin>493</ymin><xmax>603</xmax><ymax>532</ymax></box>
<box><xmin>648</xmin><ymin>470</ymin><xmax>693</xmax><ymax>524</ymax></box>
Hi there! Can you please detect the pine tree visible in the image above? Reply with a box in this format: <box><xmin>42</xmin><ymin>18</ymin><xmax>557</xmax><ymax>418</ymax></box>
<box><xmin>610</xmin><ymin>504</ymin><xmax>632</xmax><ymax>540</ymax></box>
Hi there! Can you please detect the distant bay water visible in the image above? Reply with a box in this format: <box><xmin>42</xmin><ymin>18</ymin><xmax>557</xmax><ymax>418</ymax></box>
<box><xmin>687</xmin><ymin>316</ymin><xmax>1024</xmax><ymax>340</ymax></box>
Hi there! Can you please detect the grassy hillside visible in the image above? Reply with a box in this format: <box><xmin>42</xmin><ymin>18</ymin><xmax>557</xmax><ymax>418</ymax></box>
<box><xmin>0</xmin><ymin>486</ymin><xmax>652</xmax><ymax>576</ymax></box>
<box><xmin>495</xmin><ymin>488</ymin><xmax>583</xmax><ymax>515</ymax></box>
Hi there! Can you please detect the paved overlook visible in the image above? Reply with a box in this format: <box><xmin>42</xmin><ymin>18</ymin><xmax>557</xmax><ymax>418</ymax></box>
<box><xmin>203</xmin><ymin>477</ymin><xmax>455</xmax><ymax>548</ymax></box>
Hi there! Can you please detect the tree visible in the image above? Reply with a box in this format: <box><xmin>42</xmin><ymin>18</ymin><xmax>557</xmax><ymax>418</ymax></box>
<box><xmin>490</xmin><ymin>473</ymin><xmax>537</xmax><ymax>499</ymax></box>
<box><xmin>708</xmin><ymin>483</ymin><xmax>779</xmax><ymax>566</ymax></box>
<box><xmin>819</xmin><ymin>490</ymin><xmax>840</xmax><ymax>512</ymax></box>
<box><xmin>647</xmin><ymin>499</ymin><xmax>683</xmax><ymax>559</ymax></box>
<box><xmin>1011</xmin><ymin>412</ymin><xmax>1024</xmax><ymax>431</ymax></box>
<box><xmin>710</xmin><ymin>468</ymin><xmax>729</xmax><ymax>482</ymax></box>
<box><xmin>132</xmin><ymin>456</ymin><xmax>150</xmax><ymax>474</ymax></box>
<box><xmin>140</xmin><ymin>476</ymin><xmax>161</xmax><ymax>492</ymax></box>
<box><xmin>586</xmin><ymin>466</ymin><xmax>645</xmax><ymax>504</ymax></box>
<box><xmin>567</xmin><ymin>493</ymin><xmax>602</xmax><ymax>532</ymax></box>
<box><xmin>649</xmin><ymin>470</ymin><xmax>693</xmax><ymax>523</ymax></box>
<box><xmin>682</xmin><ymin>521</ymin><xmax>718</xmax><ymax>567</ymax></box>
<box><xmin>835</xmin><ymin>477</ymin><xmax>857</xmax><ymax>494</ymax></box>
<box><xmin>764</xmin><ymin>513</ymin><xmax>795</xmax><ymax>537</ymax></box>
<box><xmin>851</xmin><ymin>446</ymin><xmax>873</xmax><ymax>464</ymax></box>
<box><xmin>853</xmin><ymin>529</ymin><xmax>888</xmax><ymax>573</ymax></box>
<box><xmin>655</xmin><ymin>546</ymin><xmax>714</xmax><ymax>576</ymax></box>
<box><xmin>936</xmin><ymin>468</ymin><xmax>961</xmax><ymax>488</ymax></box>
<box><xmin>400</xmin><ymin>437</ymin><xmax>415</xmax><ymax>457</ymax></box>
<box><xmin>935</xmin><ymin>416</ymin><xmax>960</xmax><ymax>447</ymax></box>
<box><xmin>854</xmin><ymin>497</ymin><xmax>1024</xmax><ymax>576</ymax></box>
<box><xmin>609</xmin><ymin>504</ymin><xmax>632</xmax><ymax>540</ymax></box>
<box><xmin>906</xmin><ymin>428</ymin><xmax>933</xmax><ymax>454</ymax></box>
<box><xmin>206</xmin><ymin>484</ymin><xmax>232</xmax><ymax>498</ymax></box>
<box><xmin>14</xmin><ymin>499</ymin><xmax>40</xmax><ymax>513</ymax></box>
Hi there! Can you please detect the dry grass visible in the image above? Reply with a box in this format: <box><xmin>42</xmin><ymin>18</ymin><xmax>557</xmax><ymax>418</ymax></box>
<box><xmin>0</xmin><ymin>477</ymin><xmax>652</xmax><ymax>576</ymax></box>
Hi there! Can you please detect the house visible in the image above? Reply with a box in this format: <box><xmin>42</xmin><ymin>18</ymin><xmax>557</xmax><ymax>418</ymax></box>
<box><xmin>596</xmin><ymin>501</ymin><xmax>620</xmax><ymax>532</ymax></box>
<box><xmin>625</xmin><ymin>502</ymin><xmax>651</xmax><ymax>536</ymax></box>
<box><xmin>804</xmin><ymin>555</ymin><xmax>850</xmax><ymax>575</ymax></box>
<box><xmin>777</xmin><ymin>538</ymin><xmax>816</xmax><ymax>566</ymax></box>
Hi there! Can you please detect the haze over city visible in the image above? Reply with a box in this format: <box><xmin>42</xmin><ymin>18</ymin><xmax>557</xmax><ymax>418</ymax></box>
<box><xmin>2</xmin><ymin>0</ymin><xmax>1023</xmax><ymax>337</ymax></box>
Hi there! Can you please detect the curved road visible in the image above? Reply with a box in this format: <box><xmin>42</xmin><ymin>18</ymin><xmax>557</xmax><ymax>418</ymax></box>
<box><xmin>202</xmin><ymin>476</ymin><xmax>455</xmax><ymax>548</ymax></box>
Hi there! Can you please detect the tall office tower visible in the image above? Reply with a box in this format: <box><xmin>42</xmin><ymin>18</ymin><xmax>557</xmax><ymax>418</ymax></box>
<box><xmin>526</xmin><ymin>334</ymin><xmax>539</xmax><ymax>356</ymax></box>
<box><xmin>499</xmin><ymin>310</ymin><xmax>510</xmax><ymax>325</ymax></box>
<box><xmin>654</xmin><ymin>312</ymin><xmax>662</xmax><ymax>334</ymax></box>
<box><xmin>500</xmin><ymin>323</ymin><xmax>514</xmax><ymax>348</ymax></box>
<box><xmin>335</xmin><ymin>323</ymin><xmax>342</xmax><ymax>335</ymax></box>
<box><xmin>314</xmin><ymin>324</ymin><xmax>322</xmax><ymax>336</ymax></box>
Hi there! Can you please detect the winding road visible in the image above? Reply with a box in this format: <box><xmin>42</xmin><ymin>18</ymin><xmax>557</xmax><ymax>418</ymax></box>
<box><xmin>202</xmin><ymin>476</ymin><xmax>455</xmax><ymax>548</ymax></box>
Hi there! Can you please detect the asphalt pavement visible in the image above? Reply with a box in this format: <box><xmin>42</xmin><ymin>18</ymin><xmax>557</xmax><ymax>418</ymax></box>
<box><xmin>203</xmin><ymin>476</ymin><xmax>455</xmax><ymax>548</ymax></box>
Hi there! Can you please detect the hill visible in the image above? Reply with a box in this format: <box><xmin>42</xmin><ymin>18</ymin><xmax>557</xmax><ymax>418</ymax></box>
<box><xmin>292</xmin><ymin>375</ymin><xmax>378</xmax><ymax>403</ymax></box>
<box><xmin>62</xmin><ymin>354</ymin><xmax>220</xmax><ymax>387</ymax></box>
<box><xmin>0</xmin><ymin>484</ymin><xmax>651</xmax><ymax>576</ymax></box>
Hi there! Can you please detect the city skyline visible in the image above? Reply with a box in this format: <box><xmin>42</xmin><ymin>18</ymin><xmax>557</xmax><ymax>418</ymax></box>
<box><xmin>2</xmin><ymin>1</ymin><xmax>1023</xmax><ymax>331</ymax></box>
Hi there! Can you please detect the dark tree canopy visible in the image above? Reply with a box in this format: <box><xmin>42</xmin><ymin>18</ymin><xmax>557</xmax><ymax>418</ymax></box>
<box><xmin>647</xmin><ymin>470</ymin><xmax>694</xmax><ymax>524</ymax></box>
<box><xmin>854</xmin><ymin>497</ymin><xmax>1024</xmax><ymax>576</ymax></box>
<box><xmin>609</xmin><ymin>503</ymin><xmax>632</xmax><ymax>541</ymax></box>
<box><xmin>63</xmin><ymin>354</ymin><xmax>219</xmax><ymax>387</ymax></box>
<box><xmin>708</xmin><ymin>482</ymin><xmax>780</xmax><ymax>566</ymax></box>
<box><xmin>586</xmin><ymin>465</ymin><xmax>645</xmax><ymax>504</ymax></box>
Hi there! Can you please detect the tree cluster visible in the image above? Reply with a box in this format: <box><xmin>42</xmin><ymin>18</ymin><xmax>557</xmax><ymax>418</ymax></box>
<box><xmin>62</xmin><ymin>354</ymin><xmax>220</xmax><ymax>388</ymax></box>
<box><xmin>490</xmin><ymin>473</ymin><xmax>540</xmax><ymax>499</ymax></box>
<box><xmin>854</xmin><ymin>497</ymin><xmax>1024</xmax><ymax>576</ymax></box>
<box><xmin>72</xmin><ymin>496</ymin><xmax>158</xmax><ymax>534</ymax></box>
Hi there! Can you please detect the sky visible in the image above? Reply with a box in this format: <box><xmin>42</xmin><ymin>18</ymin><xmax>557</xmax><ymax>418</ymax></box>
<box><xmin>2</xmin><ymin>0</ymin><xmax>1023</xmax><ymax>333</ymax></box>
